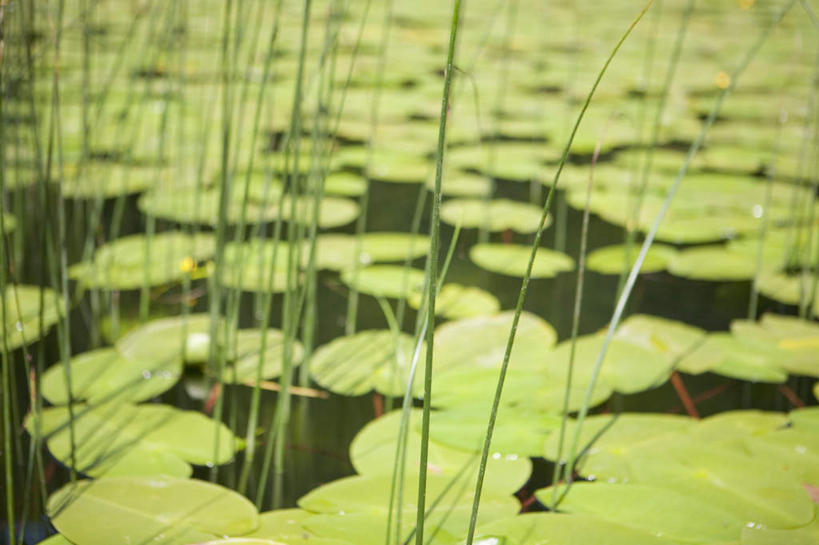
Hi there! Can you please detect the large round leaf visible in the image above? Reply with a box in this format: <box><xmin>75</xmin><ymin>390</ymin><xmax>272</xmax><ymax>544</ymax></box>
<box><xmin>47</xmin><ymin>477</ymin><xmax>258</xmax><ymax>545</ymax></box>
<box><xmin>340</xmin><ymin>265</ymin><xmax>426</xmax><ymax>299</ymax></box>
<box><xmin>28</xmin><ymin>403</ymin><xmax>240</xmax><ymax>478</ymax></box>
<box><xmin>40</xmin><ymin>348</ymin><xmax>182</xmax><ymax>405</ymax></box>
<box><xmin>470</xmin><ymin>244</ymin><xmax>574</xmax><ymax>278</ymax></box>
<box><xmin>440</xmin><ymin>199</ymin><xmax>547</xmax><ymax>233</ymax></box>
<box><xmin>310</xmin><ymin>330</ymin><xmax>425</xmax><ymax>396</ymax></box>
<box><xmin>1</xmin><ymin>284</ymin><xmax>62</xmax><ymax>351</ymax></box>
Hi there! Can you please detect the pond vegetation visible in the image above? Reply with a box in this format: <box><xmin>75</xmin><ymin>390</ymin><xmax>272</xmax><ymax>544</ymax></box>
<box><xmin>1</xmin><ymin>0</ymin><xmax>819</xmax><ymax>544</ymax></box>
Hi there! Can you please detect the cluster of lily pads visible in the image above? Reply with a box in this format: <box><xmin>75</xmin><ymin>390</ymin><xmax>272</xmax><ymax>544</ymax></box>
<box><xmin>4</xmin><ymin>0</ymin><xmax>819</xmax><ymax>544</ymax></box>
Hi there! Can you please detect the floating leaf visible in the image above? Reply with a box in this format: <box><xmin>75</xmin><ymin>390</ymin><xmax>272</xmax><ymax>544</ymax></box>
<box><xmin>299</xmin><ymin>474</ymin><xmax>519</xmax><ymax>545</ymax></box>
<box><xmin>408</xmin><ymin>283</ymin><xmax>500</xmax><ymax>320</ymax></box>
<box><xmin>440</xmin><ymin>199</ymin><xmax>547</xmax><ymax>233</ymax></box>
<box><xmin>474</xmin><ymin>512</ymin><xmax>671</xmax><ymax>545</ymax></box>
<box><xmin>222</xmin><ymin>328</ymin><xmax>304</xmax><ymax>383</ymax></box>
<box><xmin>242</xmin><ymin>509</ymin><xmax>351</xmax><ymax>545</ymax></box>
<box><xmin>676</xmin><ymin>333</ymin><xmax>787</xmax><ymax>383</ymax></box>
<box><xmin>544</xmin><ymin>334</ymin><xmax>675</xmax><ymax>395</ymax></box>
<box><xmin>332</xmin><ymin>147</ymin><xmax>431</xmax><ymax>183</ymax></box>
<box><xmin>47</xmin><ymin>477</ymin><xmax>258</xmax><ymax>545</ymax></box>
<box><xmin>731</xmin><ymin>314</ymin><xmax>819</xmax><ymax>377</ymax></box>
<box><xmin>432</xmin><ymin>311</ymin><xmax>557</xmax><ymax>377</ymax></box>
<box><xmin>349</xmin><ymin>409</ymin><xmax>531</xmax><ymax>493</ymax></box>
<box><xmin>447</xmin><ymin>142</ymin><xmax>556</xmax><ymax>181</ymax></box>
<box><xmin>69</xmin><ymin>232</ymin><xmax>215</xmax><ymax>290</ymax></box>
<box><xmin>340</xmin><ymin>265</ymin><xmax>426</xmax><ymax>299</ymax></box>
<box><xmin>310</xmin><ymin>330</ymin><xmax>425</xmax><ymax>396</ymax></box>
<box><xmin>429</xmin><ymin>405</ymin><xmax>561</xmax><ymax>457</ymax></box>
<box><xmin>470</xmin><ymin>243</ymin><xmax>574</xmax><ymax>278</ymax></box>
<box><xmin>668</xmin><ymin>246</ymin><xmax>757</xmax><ymax>281</ymax></box>
<box><xmin>585</xmin><ymin>243</ymin><xmax>677</xmax><ymax>274</ymax></box>
<box><xmin>614</xmin><ymin>314</ymin><xmax>705</xmax><ymax>364</ymax></box>
<box><xmin>757</xmin><ymin>272</ymin><xmax>819</xmax><ymax>316</ymax></box>
<box><xmin>221</xmin><ymin>239</ymin><xmax>292</xmax><ymax>294</ymax></box>
<box><xmin>425</xmin><ymin>171</ymin><xmax>491</xmax><ymax>197</ymax></box>
<box><xmin>40</xmin><ymin>348</ymin><xmax>181</xmax><ymax>405</ymax></box>
<box><xmin>28</xmin><ymin>403</ymin><xmax>239</xmax><ymax>478</ymax></box>
<box><xmin>313</xmin><ymin>232</ymin><xmax>428</xmax><ymax>271</ymax></box>
<box><xmin>116</xmin><ymin>314</ymin><xmax>213</xmax><ymax>366</ymax></box>
<box><xmin>538</xmin><ymin>482</ymin><xmax>746</xmax><ymax>544</ymax></box>
<box><xmin>1</xmin><ymin>284</ymin><xmax>62</xmax><ymax>351</ymax></box>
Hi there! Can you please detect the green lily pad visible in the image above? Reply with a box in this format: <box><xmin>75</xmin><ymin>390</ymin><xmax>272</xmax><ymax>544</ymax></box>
<box><xmin>474</xmin><ymin>512</ymin><xmax>672</xmax><ymax>545</ymax></box>
<box><xmin>676</xmin><ymin>333</ymin><xmax>787</xmax><ymax>383</ymax></box>
<box><xmin>440</xmin><ymin>199</ymin><xmax>547</xmax><ymax>233</ymax></box>
<box><xmin>585</xmin><ymin>243</ymin><xmax>677</xmax><ymax>274</ymax></box>
<box><xmin>470</xmin><ymin>243</ymin><xmax>574</xmax><ymax>278</ymax></box>
<box><xmin>310</xmin><ymin>330</ymin><xmax>425</xmax><ymax>397</ymax></box>
<box><xmin>314</xmin><ymin>232</ymin><xmax>429</xmax><ymax>271</ymax></box>
<box><xmin>544</xmin><ymin>334</ymin><xmax>676</xmax><ymax>395</ymax></box>
<box><xmin>432</xmin><ymin>311</ymin><xmax>557</xmax><ymax>377</ymax></box>
<box><xmin>349</xmin><ymin>409</ymin><xmax>531</xmax><ymax>494</ymax></box>
<box><xmin>429</xmin><ymin>405</ymin><xmax>561</xmax><ymax>457</ymax></box>
<box><xmin>324</xmin><ymin>172</ymin><xmax>367</xmax><ymax>197</ymax></box>
<box><xmin>537</xmin><ymin>482</ymin><xmax>746</xmax><ymax>544</ymax></box>
<box><xmin>425</xmin><ymin>172</ymin><xmax>491</xmax><ymax>197</ymax></box>
<box><xmin>1</xmin><ymin>284</ymin><xmax>62</xmax><ymax>351</ymax></box>
<box><xmin>408</xmin><ymin>283</ymin><xmax>500</xmax><ymax>320</ymax></box>
<box><xmin>744</xmin><ymin>428</ymin><xmax>819</xmax><ymax>485</ymax></box>
<box><xmin>542</xmin><ymin>413</ymin><xmax>695</xmax><ymax>476</ymax></box>
<box><xmin>299</xmin><ymin>474</ymin><xmax>520</xmax><ymax>545</ymax></box>
<box><xmin>47</xmin><ymin>477</ymin><xmax>258</xmax><ymax>545</ymax></box>
<box><xmin>60</xmin><ymin>161</ymin><xmax>165</xmax><ymax>199</ymax></box>
<box><xmin>615</xmin><ymin>314</ymin><xmax>705</xmax><ymax>363</ymax></box>
<box><xmin>757</xmin><ymin>272</ymin><xmax>819</xmax><ymax>316</ymax></box>
<box><xmin>622</xmin><ymin>443</ymin><xmax>815</xmax><ymax>529</ymax></box>
<box><xmin>221</xmin><ymin>239</ymin><xmax>292</xmax><ymax>293</ymax></box>
<box><xmin>332</xmin><ymin>147</ymin><xmax>431</xmax><ymax>183</ymax></box>
<box><xmin>741</xmin><ymin>513</ymin><xmax>819</xmax><ymax>545</ymax></box>
<box><xmin>731</xmin><ymin>314</ymin><xmax>819</xmax><ymax>377</ymax></box>
<box><xmin>116</xmin><ymin>314</ymin><xmax>213</xmax><ymax>366</ymax></box>
<box><xmin>341</xmin><ymin>265</ymin><xmax>426</xmax><ymax>299</ymax></box>
<box><xmin>668</xmin><ymin>246</ymin><xmax>757</xmax><ymax>281</ymax></box>
<box><xmin>790</xmin><ymin>407</ymin><xmax>819</xmax><ymax>432</ymax></box>
<box><xmin>35</xmin><ymin>535</ymin><xmax>73</xmax><ymax>545</ymax></box>
<box><xmin>242</xmin><ymin>509</ymin><xmax>351</xmax><ymax>545</ymax></box>
<box><xmin>28</xmin><ymin>403</ymin><xmax>239</xmax><ymax>478</ymax></box>
<box><xmin>40</xmin><ymin>348</ymin><xmax>182</xmax><ymax>405</ymax></box>
<box><xmin>222</xmin><ymin>328</ymin><xmax>304</xmax><ymax>383</ymax></box>
<box><xmin>69</xmin><ymin>232</ymin><xmax>216</xmax><ymax>290</ymax></box>
<box><xmin>447</xmin><ymin>142</ymin><xmax>556</xmax><ymax>181</ymax></box>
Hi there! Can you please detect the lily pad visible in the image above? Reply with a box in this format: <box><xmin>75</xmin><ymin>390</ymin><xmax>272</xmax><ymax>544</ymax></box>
<box><xmin>222</xmin><ymin>328</ymin><xmax>304</xmax><ymax>383</ymax></box>
<box><xmin>313</xmin><ymin>232</ymin><xmax>429</xmax><ymax>271</ymax></box>
<box><xmin>543</xmin><ymin>334</ymin><xmax>676</xmax><ymax>395</ymax></box>
<box><xmin>349</xmin><ymin>409</ymin><xmax>531</xmax><ymax>494</ymax></box>
<box><xmin>221</xmin><ymin>239</ymin><xmax>293</xmax><ymax>294</ymax></box>
<box><xmin>340</xmin><ymin>265</ymin><xmax>426</xmax><ymax>299</ymax></box>
<box><xmin>28</xmin><ymin>403</ymin><xmax>240</xmax><ymax>478</ymax></box>
<box><xmin>116</xmin><ymin>314</ymin><xmax>213</xmax><ymax>366</ymax></box>
<box><xmin>614</xmin><ymin>314</ymin><xmax>705</xmax><ymax>364</ymax></box>
<box><xmin>40</xmin><ymin>348</ymin><xmax>182</xmax><ymax>405</ymax></box>
<box><xmin>299</xmin><ymin>474</ymin><xmax>520</xmax><ymax>545</ymax></box>
<box><xmin>585</xmin><ymin>243</ymin><xmax>677</xmax><ymax>275</ymax></box>
<box><xmin>69</xmin><ymin>232</ymin><xmax>216</xmax><ymax>290</ymax></box>
<box><xmin>429</xmin><ymin>405</ymin><xmax>562</xmax><ymax>457</ymax></box>
<box><xmin>668</xmin><ymin>245</ymin><xmax>758</xmax><ymax>281</ymax></box>
<box><xmin>1</xmin><ymin>284</ymin><xmax>62</xmax><ymax>351</ymax></box>
<box><xmin>676</xmin><ymin>333</ymin><xmax>788</xmax><ymax>383</ymax></box>
<box><xmin>474</xmin><ymin>512</ymin><xmax>672</xmax><ymax>545</ymax></box>
<box><xmin>470</xmin><ymin>243</ymin><xmax>574</xmax><ymax>278</ymax></box>
<box><xmin>440</xmin><ymin>199</ymin><xmax>547</xmax><ymax>233</ymax></box>
<box><xmin>408</xmin><ymin>283</ymin><xmax>500</xmax><ymax>320</ymax></box>
<box><xmin>242</xmin><ymin>509</ymin><xmax>351</xmax><ymax>545</ymax></box>
<box><xmin>310</xmin><ymin>330</ymin><xmax>425</xmax><ymax>397</ymax></box>
<box><xmin>538</xmin><ymin>482</ymin><xmax>746</xmax><ymax>544</ymax></box>
<box><xmin>432</xmin><ymin>311</ymin><xmax>557</xmax><ymax>377</ymax></box>
<box><xmin>47</xmin><ymin>477</ymin><xmax>258</xmax><ymax>545</ymax></box>
<box><xmin>730</xmin><ymin>314</ymin><xmax>819</xmax><ymax>377</ymax></box>
<box><xmin>425</xmin><ymin>171</ymin><xmax>491</xmax><ymax>197</ymax></box>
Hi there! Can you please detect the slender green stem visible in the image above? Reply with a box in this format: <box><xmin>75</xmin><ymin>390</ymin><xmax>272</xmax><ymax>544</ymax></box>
<box><xmin>415</xmin><ymin>2</ymin><xmax>463</xmax><ymax>544</ymax></box>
